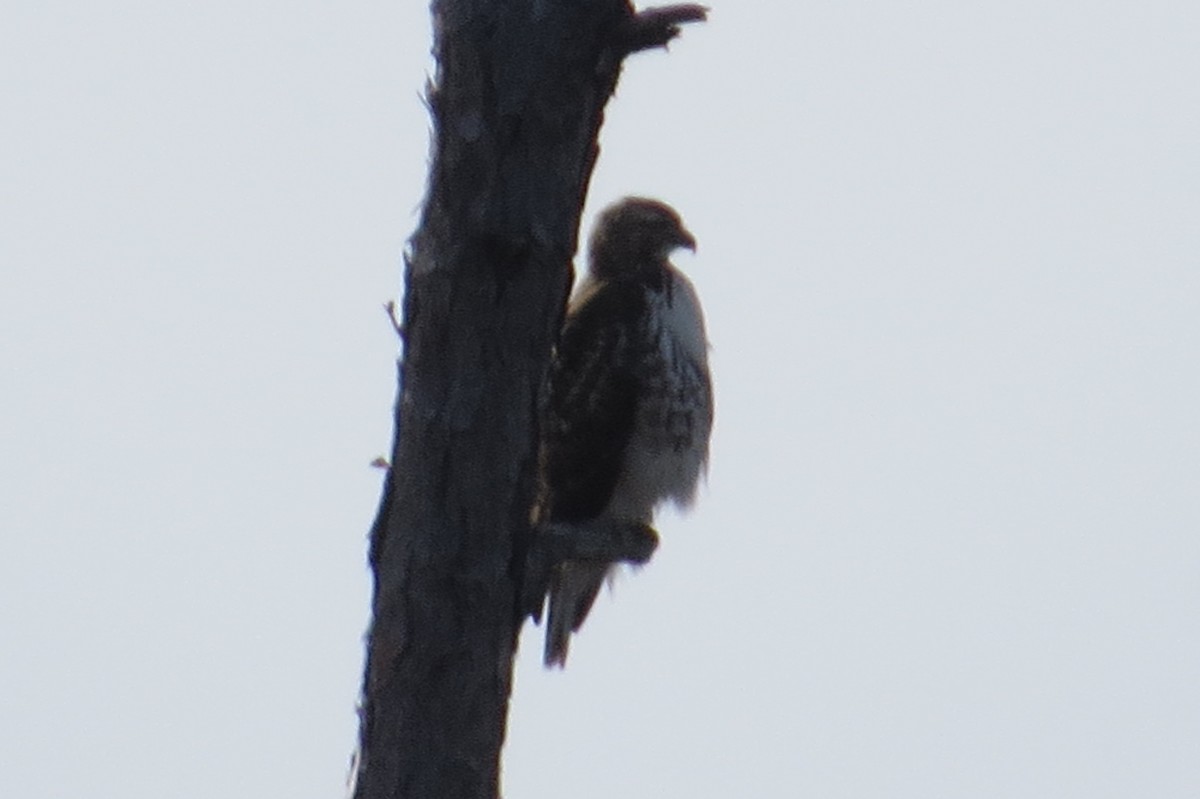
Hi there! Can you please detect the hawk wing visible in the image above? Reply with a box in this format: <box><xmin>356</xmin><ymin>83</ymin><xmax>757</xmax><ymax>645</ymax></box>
<box><xmin>539</xmin><ymin>279</ymin><xmax>649</xmax><ymax>523</ymax></box>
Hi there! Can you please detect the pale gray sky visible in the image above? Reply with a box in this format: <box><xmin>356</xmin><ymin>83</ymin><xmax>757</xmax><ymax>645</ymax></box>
<box><xmin>3</xmin><ymin>2</ymin><xmax>1198</xmax><ymax>797</ymax></box>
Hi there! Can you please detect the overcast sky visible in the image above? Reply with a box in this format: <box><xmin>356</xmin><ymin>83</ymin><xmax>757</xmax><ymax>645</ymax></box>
<box><xmin>3</xmin><ymin>2</ymin><xmax>1198</xmax><ymax>797</ymax></box>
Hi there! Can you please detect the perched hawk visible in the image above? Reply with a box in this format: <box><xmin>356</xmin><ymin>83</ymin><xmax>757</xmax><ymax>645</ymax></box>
<box><xmin>537</xmin><ymin>197</ymin><xmax>713</xmax><ymax>667</ymax></box>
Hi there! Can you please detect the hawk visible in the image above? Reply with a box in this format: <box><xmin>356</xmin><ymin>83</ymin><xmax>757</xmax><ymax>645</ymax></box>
<box><xmin>537</xmin><ymin>197</ymin><xmax>713</xmax><ymax>667</ymax></box>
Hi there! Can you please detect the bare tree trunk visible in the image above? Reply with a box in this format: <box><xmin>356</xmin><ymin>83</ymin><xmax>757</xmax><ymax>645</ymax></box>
<box><xmin>352</xmin><ymin>3</ymin><xmax>703</xmax><ymax>798</ymax></box>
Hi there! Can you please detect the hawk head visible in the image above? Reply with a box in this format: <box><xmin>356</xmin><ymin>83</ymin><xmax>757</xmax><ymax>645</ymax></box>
<box><xmin>588</xmin><ymin>197</ymin><xmax>696</xmax><ymax>280</ymax></box>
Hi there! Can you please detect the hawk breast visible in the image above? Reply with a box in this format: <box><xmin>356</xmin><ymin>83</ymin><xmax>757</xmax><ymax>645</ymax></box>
<box><xmin>602</xmin><ymin>267</ymin><xmax>713</xmax><ymax>522</ymax></box>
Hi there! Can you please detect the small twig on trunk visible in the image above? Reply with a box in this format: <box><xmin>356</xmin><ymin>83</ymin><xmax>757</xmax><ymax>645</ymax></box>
<box><xmin>619</xmin><ymin>4</ymin><xmax>708</xmax><ymax>54</ymax></box>
<box><xmin>383</xmin><ymin>301</ymin><xmax>403</xmax><ymax>339</ymax></box>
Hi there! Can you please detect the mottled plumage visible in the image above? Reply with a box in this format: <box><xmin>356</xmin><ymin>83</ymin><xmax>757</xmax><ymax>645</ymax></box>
<box><xmin>538</xmin><ymin>197</ymin><xmax>713</xmax><ymax>667</ymax></box>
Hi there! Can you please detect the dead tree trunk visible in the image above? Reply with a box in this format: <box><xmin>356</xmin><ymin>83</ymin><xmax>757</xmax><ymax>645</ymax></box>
<box><xmin>352</xmin><ymin>3</ymin><xmax>704</xmax><ymax>798</ymax></box>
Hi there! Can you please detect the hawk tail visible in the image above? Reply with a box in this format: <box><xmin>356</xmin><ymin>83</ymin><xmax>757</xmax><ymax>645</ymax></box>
<box><xmin>544</xmin><ymin>561</ymin><xmax>609</xmax><ymax>668</ymax></box>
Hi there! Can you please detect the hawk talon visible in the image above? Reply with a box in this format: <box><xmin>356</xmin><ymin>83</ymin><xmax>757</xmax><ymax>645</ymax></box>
<box><xmin>521</xmin><ymin>519</ymin><xmax>661</xmax><ymax>621</ymax></box>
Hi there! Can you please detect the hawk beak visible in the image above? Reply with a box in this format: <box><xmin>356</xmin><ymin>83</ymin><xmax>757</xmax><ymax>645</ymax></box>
<box><xmin>678</xmin><ymin>228</ymin><xmax>697</xmax><ymax>252</ymax></box>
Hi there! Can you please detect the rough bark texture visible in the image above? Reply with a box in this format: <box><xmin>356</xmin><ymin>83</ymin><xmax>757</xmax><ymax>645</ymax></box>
<box><xmin>352</xmin><ymin>2</ymin><xmax>703</xmax><ymax>798</ymax></box>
